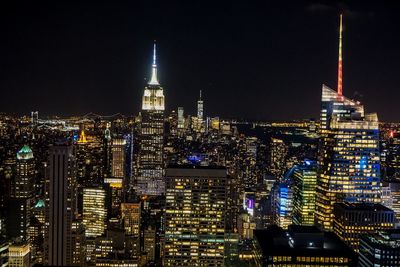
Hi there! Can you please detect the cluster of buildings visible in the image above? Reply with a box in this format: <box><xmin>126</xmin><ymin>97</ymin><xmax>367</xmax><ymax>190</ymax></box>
<box><xmin>0</xmin><ymin>14</ymin><xmax>399</xmax><ymax>267</ymax></box>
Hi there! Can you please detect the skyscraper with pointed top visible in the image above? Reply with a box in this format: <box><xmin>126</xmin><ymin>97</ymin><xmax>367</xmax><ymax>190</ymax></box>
<box><xmin>314</xmin><ymin>15</ymin><xmax>381</xmax><ymax>230</ymax></box>
<box><xmin>137</xmin><ymin>43</ymin><xmax>165</xmax><ymax>196</ymax></box>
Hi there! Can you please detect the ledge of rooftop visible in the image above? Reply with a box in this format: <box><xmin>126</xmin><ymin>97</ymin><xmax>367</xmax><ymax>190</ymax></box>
<box><xmin>334</xmin><ymin>202</ymin><xmax>394</xmax><ymax>212</ymax></box>
<box><xmin>254</xmin><ymin>225</ymin><xmax>357</xmax><ymax>258</ymax></box>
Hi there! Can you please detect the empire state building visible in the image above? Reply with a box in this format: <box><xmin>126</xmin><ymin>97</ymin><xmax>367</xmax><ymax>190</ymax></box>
<box><xmin>137</xmin><ymin>43</ymin><xmax>165</xmax><ymax>195</ymax></box>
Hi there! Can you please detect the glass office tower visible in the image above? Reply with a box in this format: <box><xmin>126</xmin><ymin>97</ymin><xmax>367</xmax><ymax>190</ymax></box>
<box><xmin>315</xmin><ymin>85</ymin><xmax>381</xmax><ymax>230</ymax></box>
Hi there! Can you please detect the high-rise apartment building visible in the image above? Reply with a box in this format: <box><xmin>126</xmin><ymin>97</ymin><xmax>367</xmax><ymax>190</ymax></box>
<box><xmin>44</xmin><ymin>145</ymin><xmax>77</xmax><ymax>266</ymax></box>
<box><xmin>164</xmin><ymin>166</ymin><xmax>227</xmax><ymax>267</ymax></box>
<box><xmin>315</xmin><ymin>15</ymin><xmax>381</xmax><ymax>230</ymax></box>
<box><xmin>137</xmin><ymin>43</ymin><xmax>165</xmax><ymax>196</ymax></box>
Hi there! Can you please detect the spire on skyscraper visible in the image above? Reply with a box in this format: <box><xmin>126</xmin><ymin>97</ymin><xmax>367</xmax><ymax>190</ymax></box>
<box><xmin>337</xmin><ymin>14</ymin><xmax>343</xmax><ymax>96</ymax></box>
<box><xmin>149</xmin><ymin>41</ymin><xmax>160</xmax><ymax>85</ymax></box>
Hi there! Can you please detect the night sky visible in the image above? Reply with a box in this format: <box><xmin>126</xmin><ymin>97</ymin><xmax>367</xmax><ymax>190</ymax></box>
<box><xmin>1</xmin><ymin>1</ymin><xmax>399</xmax><ymax>121</ymax></box>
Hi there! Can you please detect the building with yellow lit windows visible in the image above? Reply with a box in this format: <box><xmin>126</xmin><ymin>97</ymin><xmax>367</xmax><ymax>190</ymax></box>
<box><xmin>83</xmin><ymin>188</ymin><xmax>107</xmax><ymax>237</ymax></box>
<box><xmin>163</xmin><ymin>166</ymin><xmax>227</xmax><ymax>267</ymax></box>
<box><xmin>315</xmin><ymin>85</ymin><xmax>381</xmax><ymax>231</ymax></box>
<box><xmin>333</xmin><ymin>202</ymin><xmax>395</xmax><ymax>252</ymax></box>
<box><xmin>292</xmin><ymin>159</ymin><xmax>317</xmax><ymax>226</ymax></box>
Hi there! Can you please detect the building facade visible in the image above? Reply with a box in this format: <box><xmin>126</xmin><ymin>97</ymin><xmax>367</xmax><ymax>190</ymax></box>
<box><xmin>44</xmin><ymin>145</ymin><xmax>77</xmax><ymax>266</ymax></box>
<box><xmin>163</xmin><ymin>166</ymin><xmax>227</xmax><ymax>267</ymax></box>
<box><xmin>137</xmin><ymin>43</ymin><xmax>165</xmax><ymax>196</ymax></box>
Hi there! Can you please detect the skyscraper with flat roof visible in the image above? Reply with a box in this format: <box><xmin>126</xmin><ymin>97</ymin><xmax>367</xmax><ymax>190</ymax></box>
<box><xmin>44</xmin><ymin>145</ymin><xmax>77</xmax><ymax>266</ymax></box>
<box><xmin>163</xmin><ymin>166</ymin><xmax>227</xmax><ymax>267</ymax></box>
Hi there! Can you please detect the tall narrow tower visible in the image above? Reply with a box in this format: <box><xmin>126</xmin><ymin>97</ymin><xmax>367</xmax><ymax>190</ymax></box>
<box><xmin>197</xmin><ymin>90</ymin><xmax>203</xmax><ymax>120</ymax></box>
<box><xmin>337</xmin><ymin>14</ymin><xmax>343</xmax><ymax>97</ymax></box>
<box><xmin>137</xmin><ymin>42</ymin><xmax>165</xmax><ymax>196</ymax></box>
<box><xmin>315</xmin><ymin>15</ymin><xmax>381</xmax><ymax>230</ymax></box>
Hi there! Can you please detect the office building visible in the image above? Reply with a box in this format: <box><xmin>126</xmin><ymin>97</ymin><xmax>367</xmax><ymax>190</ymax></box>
<box><xmin>137</xmin><ymin>43</ymin><xmax>165</xmax><ymax>196</ymax></box>
<box><xmin>274</xmin><ymin>183</ymin><xmax>293</xmax><ymax>229</ymax></box>
<box><xmin>358</xmin><ymin>229</ymin><xmax>400</xmax><ymax>267</ymax></box>
<box><xmin>292</xmin><ymin>159</ymin><xmax>317</xmax><ymax>226</ymax></box>
<box><xmin>254</xmin><ymin>225</ymin><xmax>358</xmax><ymax>266</ymax></box>
<box><xmin>44</xmin><ymin>145</ymin><xmax>77</xmax><ymax>266</ymax></box>
<box><xmin>333</xmin><ymin>202</ymin><xmax>395</xmax><ymax>251</ymax></box>
<box><xmin>315</xmin><ymin>15</ymin><xmax>381</xmax><ymax>230</ymax></box>
<box><xmin>164</xmin><ymin>166</ymin><xmax>227</xmax><ymax>267</ymax></box>
<box><xmin>83</xmin><ymin>188</ymin><xmax>107</xmax><ymax>237</ymax></box>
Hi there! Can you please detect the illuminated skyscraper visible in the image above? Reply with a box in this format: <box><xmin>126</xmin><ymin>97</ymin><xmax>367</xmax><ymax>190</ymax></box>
<box><xmin>6</xmin><ymin>145</ymin><xmax>35</xmax><ymax>242</ymax></box>
<box><xmin>82</xmin><ymin>188</ymin><xmax>107</xmax><ymax>237</ymax></box>
<box><xmin>268</xmin><ymin>138</ymin><xmax>287</xmax><ymax>179</ymax></box>
<box><xmin>274</xmin><ymin>183</ymin><xmax>293</xmax><ymax>229</ymax></box>
<box><xmin>44</xmin><ymin>145</ymin><xmax>77</xmax><ymax>266</ymax></box>
<box><xmin>137</xmin><ymin>43</ymin><xmax>165</xmax><ymax>196</ymax></box>
<box><xmin>111</xmin><ymin>138</ymin><xmax>126</xmax><ymax>179</ymax></box>
<box><xmin>164</xmin><ymin>166</ymin><xmax>227</xmax><ymax>267</ymax></box>
<box><xmin>12</xmin><ymin>145</ymin><xmax>35</xmax><ymax>199</ymax></box>
<box><xmin>315</xmin><ymin>15</ymin><xmax>381</xmax><ymax>230</ymax></box>
<box><xmin>177</xmin><ymin>107</ymin><xmax>185</xmax><ymax>129</ymax></box>
<box><xmin>291</xmin><ymin>159</ymin><xmax>317</xmax><ymax>226</ymax></box>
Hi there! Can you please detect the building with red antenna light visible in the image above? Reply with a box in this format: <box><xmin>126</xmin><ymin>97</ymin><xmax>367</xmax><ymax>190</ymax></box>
<box><xmin>314</xmin><ymin>15</ymin><xmax>382</xmax><ymax>231</ymax></box>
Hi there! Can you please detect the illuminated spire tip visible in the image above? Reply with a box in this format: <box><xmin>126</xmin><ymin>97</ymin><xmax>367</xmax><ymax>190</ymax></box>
<box><xmin>149</xmin><ymin>41</ymin><xmax>159</xmax><ymax>85</ymax></box>
<box><xmin>337</xmin><ymin>14</ymin><xmax>343</xmax><ymax>97</ymax></box>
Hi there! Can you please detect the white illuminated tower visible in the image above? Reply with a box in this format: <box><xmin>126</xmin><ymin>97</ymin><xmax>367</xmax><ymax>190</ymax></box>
<box><xmin>137</xmin><ymin>43</ymin><xmax>165</xmax><ymax>195</ymax></box>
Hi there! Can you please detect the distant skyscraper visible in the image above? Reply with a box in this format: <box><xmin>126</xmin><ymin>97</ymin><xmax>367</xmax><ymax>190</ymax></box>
<box><xmin>137</xmin><ymin>43</ymin><xmax>165</xmax><ymax>196</ymax></box>
<box><xmin>111</xmin><ymin>138</ymin><xmax>126</xmax><ymax>179</ymax></box>
<box><xmin>44</xmin><ymin>145</ymin><xmax>77</xmax><ymax>266</ymax></box>
<box><xmin>82</xmin><ymin>188</ymin><xmax>107</xmax><ymax>238</ymax></box>
<box><xmin>268</xmin><ymin>138</ymin><xmax>287</xmax><ymax>178</ymax></box>
<box><xmin>292</xmin><ymin>159</ymin><xmax>317</xmax><ymax>226</ymax></box>
<box><xmin>197</xmin><ymin>90</ymin><xmax>203</xmax><ymax>120</ymax></box>
<box><xmin>177</xmin><ymin>107</ymin><xmax>185</xmax><ymax>129</ymax></box>
<box><xmin>6</xmin><ymin>145</ymin><xmax>35</xmax><ymax>242</ymax></box>
<box><xmin>315</xmin><ymin>15</ymin><xmax>381</xmax><ymax>230</ymax></box>
<box><xmin>164</xmin><ymin>166</ymin><xmax>227</xmax><ymax>267</ymax></box>
<box><xmin>12</xmin><ymin>145</ymin><xmax>35</xmax><ymax>199</ymax></box>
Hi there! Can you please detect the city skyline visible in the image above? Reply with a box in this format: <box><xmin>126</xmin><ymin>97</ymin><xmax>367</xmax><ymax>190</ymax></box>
<box><xmin>1</xmin><ymin>1</ymin><xmax>400</xmax><ymax>121</ymax></box>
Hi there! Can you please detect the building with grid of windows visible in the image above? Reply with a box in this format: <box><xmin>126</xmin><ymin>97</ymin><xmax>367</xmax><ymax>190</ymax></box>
<box><xmin>254</xmin><ymin>225</ymin><xmax>357</xmax><ymax>267</ymax></box>
<box><xmin>83</xmin><ymin>188</ymin><xmax>107</xmax><ymax>237</ymax></box>
<box><xmin>358</xmin><ymin>229</ymin><xmax>400</xmax><ymax>267</ymax></box>
<box><xmin>333</xmin><ymin>202</ymin><xmax>395</xmax><ymax>252</ymax></box>
<box><xmin>315</xmin><ymin>84</ymin><xmax>381</xmax><ymax>230</ymax></box>
<box><xmin>137</xmin><ymin>43</ymin><xmax>165</xmax><ymax>196</ymax></box>
<box><xmin>291</xmin><ymin>159</ymin><xmax>317</xmax><ymax>226</ymax></box>
<box><xmin>163</xmin><ymin>166</ymin><xmax>227</xmax><ymax>267</ymax></box>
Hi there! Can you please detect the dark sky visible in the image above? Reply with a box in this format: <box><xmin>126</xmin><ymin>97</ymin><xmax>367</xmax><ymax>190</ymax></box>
<box><xmin>1</xmin><ymin>1</ymin><xmax>399</xmax><ymax>121</ymax></box>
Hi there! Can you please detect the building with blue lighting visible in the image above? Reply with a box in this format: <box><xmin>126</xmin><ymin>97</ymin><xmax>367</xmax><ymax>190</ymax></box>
<box><xmin>315</xmin><ymin>85</ymin><xmax>381</xmax><ymax>230</ymax></box>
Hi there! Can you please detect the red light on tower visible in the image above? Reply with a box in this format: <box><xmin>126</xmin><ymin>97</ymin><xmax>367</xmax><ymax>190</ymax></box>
<box><xmin>337</xmin><ymin>14</ymin><xmax>343</xmax><ymax>97</ymax></box>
